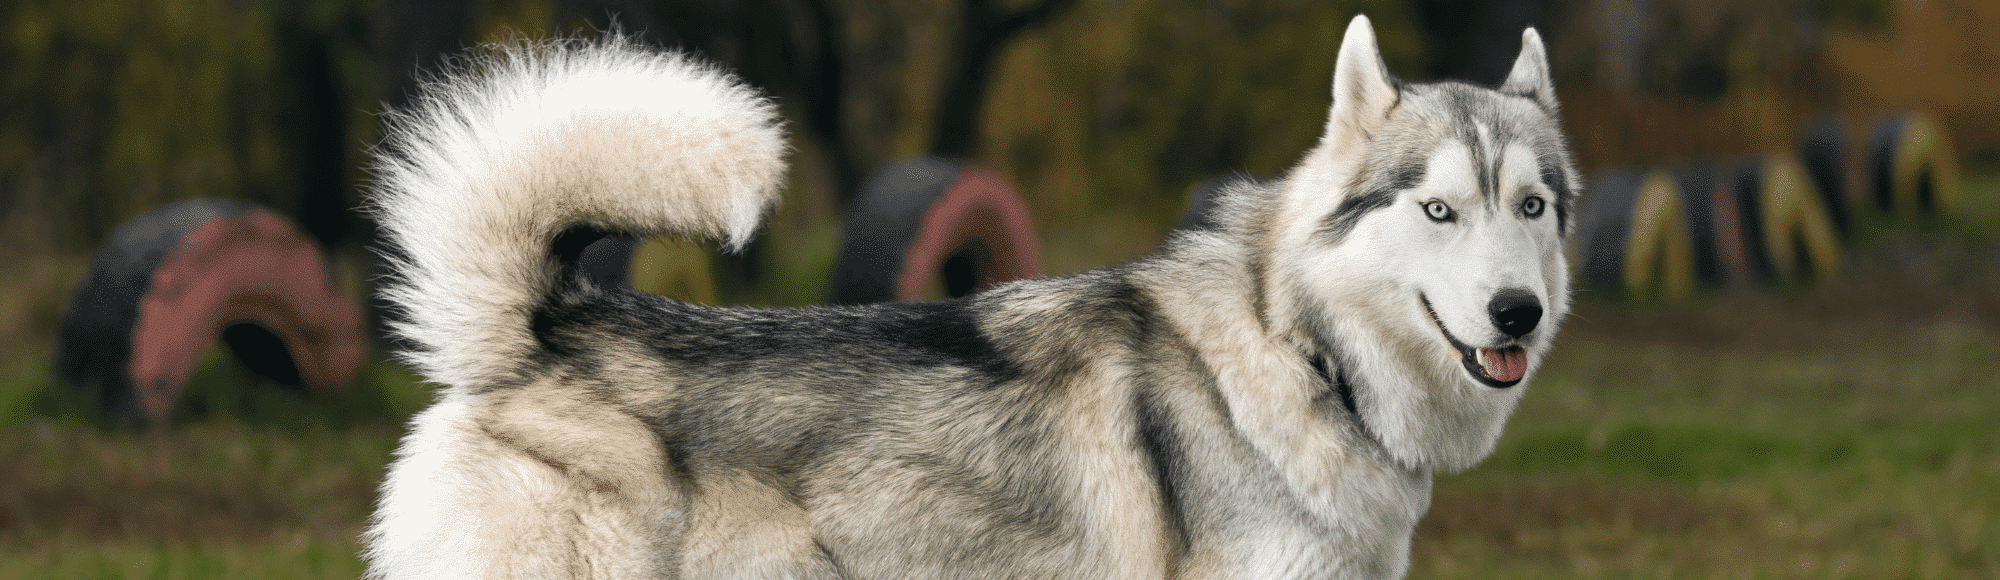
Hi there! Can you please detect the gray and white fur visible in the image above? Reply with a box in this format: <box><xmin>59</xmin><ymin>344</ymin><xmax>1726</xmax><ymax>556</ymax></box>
<box><xmin>365</xmin><ymin>15</ymin><xmax>1580</xmax><ymax>580</ymax></box>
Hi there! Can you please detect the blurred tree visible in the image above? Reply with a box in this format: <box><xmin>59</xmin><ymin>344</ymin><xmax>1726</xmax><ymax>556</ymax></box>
<box><xmin>0</xmin><ymin>0</ymin><xmax>385</xmax><ymax>251</ymax></box>
<box><xmin>276</xmin><ymin>4</ymin><xmax>369</xmax><ymax>247</ymax></box>
<box><xmin>929</xmin><ymin>0</ymin><xmax>1077</xmax><ymax>159</ymax></box>
<box><xmin>554</xmin><ymin>0</ymin><xmax>1073</xmax><ymax>204</ymax></box>
<box><xmin>557</xmin><ymin>0</ymin><xmax>862</xmax><ymax>202</ymax></box>
<box><xmin>1413</xmin><ymin>0</ymin><xmax>1559</xmax><ymax>86</ymax></box>
<box><xmin>380</xmin><ymin>0</ymin><xmax>474</xmax><ymax>110</ymax></box>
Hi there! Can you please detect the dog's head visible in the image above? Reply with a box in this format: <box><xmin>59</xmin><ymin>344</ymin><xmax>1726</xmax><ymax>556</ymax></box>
<box><xmin>1266</xmin><ymin>16</ymin><xmax>1579</xmax><ymax>472</ymax></box>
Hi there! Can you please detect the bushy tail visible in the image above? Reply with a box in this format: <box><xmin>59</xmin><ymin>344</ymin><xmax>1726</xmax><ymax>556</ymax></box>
<box><xmin>368</xmin><ymin>36</ymin><xmax>786</xmax><ymax>390</ymax></box>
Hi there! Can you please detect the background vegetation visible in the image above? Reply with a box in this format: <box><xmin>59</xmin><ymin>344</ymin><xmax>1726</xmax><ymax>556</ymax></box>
<box><xmin>2</xmin><ymin>0</ymin><xmax>1996</xmax><ymax>576</ymax></box>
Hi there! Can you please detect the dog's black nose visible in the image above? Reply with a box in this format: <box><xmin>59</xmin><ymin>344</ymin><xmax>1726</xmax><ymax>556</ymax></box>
<box><xmin>1488</xmin><ymin>289</ymin><xmax>1542</xmax><ymax>339</ymax></box>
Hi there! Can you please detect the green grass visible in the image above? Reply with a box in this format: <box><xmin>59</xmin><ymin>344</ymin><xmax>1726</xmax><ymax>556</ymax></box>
<box><xmin>0</xmin><ymin>350</ymin><xmax>425</xmax><ymax>579</ymax></box>
<box><xmin>1417</xmin><ymin>297</ymin><xmax>2000</xmax><ymax>578</ymax></box>
<box><xmin>0</xmin><ymin>417</ymin><xmax>403</xmax><ymax>579</ymax></box>
<box><xmin>1410</xmin><ymin>175</ymin><xmax>2000</xmax><ymax>578</ymax></box>
<box><xmin>0</xmin><ymin>541</ymin><xmax>366</xmax><ymax>580</ymax></box>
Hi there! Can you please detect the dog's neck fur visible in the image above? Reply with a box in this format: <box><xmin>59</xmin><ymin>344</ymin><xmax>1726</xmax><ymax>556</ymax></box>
<box><xmin>1134</xmin><ymin>230</ymin><xmax>1429</xmax><ymax>576</ymax></box>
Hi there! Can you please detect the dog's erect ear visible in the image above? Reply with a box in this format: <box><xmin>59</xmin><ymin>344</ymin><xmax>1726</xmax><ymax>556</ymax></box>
<box><xmin>1325</xmin><ymin>15</ymin><xmax>1398</xmax><ymax>144</ymax></box>
<box><xmin>1500</xmin><ymin>27</ymin><xmax>1557</xmax><ymax>111</ymax></box>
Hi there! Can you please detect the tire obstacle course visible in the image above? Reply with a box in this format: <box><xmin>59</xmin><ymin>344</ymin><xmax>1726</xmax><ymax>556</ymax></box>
<box><xmin>54</xmin><ymin>200</ymin><xmax>365</xmax><ymax>426</ymax></box>
<box><xmin>1864</xmin><ymin>112</ymin><xmax>1960</xmax><ymax>219</ymax></box>
<box><xmin>56</xmin><ymin>157</ymin><xmax>1040</xmax><ymax>426</ymax></box>
<box><xmin>49</xmin><ymin>110</ymin><xmax>1958</xmax><ymax>423</ymax></box>
<box><xmin>1579</xmin><ymin>110</ymin><xmax>1959</xmax><ymax>300</ymax></box>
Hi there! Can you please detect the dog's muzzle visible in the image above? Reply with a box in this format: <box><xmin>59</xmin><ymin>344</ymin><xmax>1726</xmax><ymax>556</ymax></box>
<box><xmin>1420</xmin><ymin>293</ymin><xmax>1533</xmax><ymax>388</ymax></box>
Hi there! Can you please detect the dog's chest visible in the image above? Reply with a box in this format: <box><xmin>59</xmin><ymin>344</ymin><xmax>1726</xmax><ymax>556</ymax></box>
<box><xmin>1172</xmin><ymin>452</ymin><xmax>1431</xmax><ymax>579</ymax></box>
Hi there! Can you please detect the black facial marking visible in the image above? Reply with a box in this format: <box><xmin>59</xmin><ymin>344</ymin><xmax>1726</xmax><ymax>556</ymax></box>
<box><xmin>1320</xmin><ymin>158</ymin><xmax>1425</xmax><ymax>243</ymax></box>
<box><xmin>1474</xmin><ymin>138</ymin><xmax>1496</xmax><ymax>202</ymax></box>
<box><xmin>1320</xmin><ymin>189</ymin><xmax>1396</xmax><ymax>243</ymax></box>
<box><xmin>1538</xmin><ymin>153</ymin><xmax>1574</xmax><ymax>232</ymax></box>
<box><xmin>1385</xmin><ymin>157</ymin><xmax>1428</xmax><ymax>191</ymax></box>
<box><xmin>1460</xmin><ymin>125</ymin><xmax>1506</xmax><ymax>204</ymax></box>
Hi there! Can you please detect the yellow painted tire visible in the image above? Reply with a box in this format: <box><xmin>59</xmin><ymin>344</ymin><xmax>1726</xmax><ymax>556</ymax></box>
<box><xmin>1865</xmin><ymin>111</ymin><xmax>1961</xmax><ymax>218</ymax></box>
<box><xmin>1731</xmin><ymin>153</ymin><xmax>1842</xmax><ymax>284</ymax></box>
<box><xmin>1578</xmin><ymin>169</ymin><xmax>1697</xmax><ymax>301</ymax></box>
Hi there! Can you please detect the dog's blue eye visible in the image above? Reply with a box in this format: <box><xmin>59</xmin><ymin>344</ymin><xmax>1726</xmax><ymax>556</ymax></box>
<box><xmin>1422</xmin><ymin>200</ymin><xmax>1454</xmax><ymax>222</ymax></box>
<box><xmin>1521</xmin><ymin>196</ymin><xmax>1545</xmax><ymax>217</ymax></box>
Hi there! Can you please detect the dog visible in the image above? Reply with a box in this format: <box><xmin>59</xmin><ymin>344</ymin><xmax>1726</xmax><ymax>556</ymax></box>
<box><xmin>363</xmin><ymin>14</ymin><xmax>1579</xmax><ymax>579</ymax></box>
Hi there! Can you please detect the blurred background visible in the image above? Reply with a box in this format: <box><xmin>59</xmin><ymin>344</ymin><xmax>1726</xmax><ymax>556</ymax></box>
<box><xmin>1</xmin><ymin>0</ymin><xmax>1996</xmax><ymax>577</ymax></box>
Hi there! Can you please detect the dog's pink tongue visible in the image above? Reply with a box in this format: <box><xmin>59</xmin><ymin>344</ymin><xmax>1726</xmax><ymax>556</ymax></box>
<box><xmin>1479</xmin><ymin>348</ymin><xmax>1528</xmax><ymax>382</ymax></box>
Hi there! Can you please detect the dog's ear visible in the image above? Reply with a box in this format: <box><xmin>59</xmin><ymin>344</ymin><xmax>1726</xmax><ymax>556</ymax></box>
<box><xmin>1324</xmin><ymin>14</ymin><xmax>1399</xmax><ymax>144</ymax></box>
<box><xmin>1500</xmin><ymin>27</ymin><xmax>1557</xmax><ymax>111</ymax></box>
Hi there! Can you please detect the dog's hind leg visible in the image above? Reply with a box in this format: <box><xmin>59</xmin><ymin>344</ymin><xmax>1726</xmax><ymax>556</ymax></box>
<box><xmin>681</xmin><ymin>472</ymin><xmax>842</xmax><ymax>579</ymax></box>
<box><xmin>367</xmin><ymin>388</ymin><xmax>690</xmax><ymax>579</ymax></box>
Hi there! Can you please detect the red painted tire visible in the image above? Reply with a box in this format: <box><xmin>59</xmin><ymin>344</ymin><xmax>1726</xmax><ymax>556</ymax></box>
<box><xmin>829</xmin><ymin>158</ymin><xmax>1041</xmax><ymax>304</ymax></box>
<box><xmin>54</xmin><ymin>200</ymin><xmax>365</xmax><ymax>426</ymax></box>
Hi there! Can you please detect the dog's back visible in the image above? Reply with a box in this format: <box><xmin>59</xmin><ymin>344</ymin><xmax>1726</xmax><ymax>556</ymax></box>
<box><xmin>363</xmin><ymin>37</ymin><xmax>1183</xmax><ymax>578</ymax></box>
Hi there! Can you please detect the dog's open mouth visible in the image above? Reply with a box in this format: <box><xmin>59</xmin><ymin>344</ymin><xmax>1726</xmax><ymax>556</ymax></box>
<box><xmin>1419</xmin><ymin>295</ymin><xmax>1527</xmax><ymax>388</ymax></box>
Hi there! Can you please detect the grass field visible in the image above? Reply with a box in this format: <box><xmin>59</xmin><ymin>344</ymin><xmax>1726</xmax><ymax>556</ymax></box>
<box><xmin>2</xmin><ymin>177</ymin><xmax>1996</xmax><ymax>578</ymax></box>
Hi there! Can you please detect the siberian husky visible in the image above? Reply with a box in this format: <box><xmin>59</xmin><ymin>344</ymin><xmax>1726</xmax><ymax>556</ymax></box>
<box><xmin>365</xmin><ymin>15</ymin><xmax>1580</xmax><ymax>579</ymax></box>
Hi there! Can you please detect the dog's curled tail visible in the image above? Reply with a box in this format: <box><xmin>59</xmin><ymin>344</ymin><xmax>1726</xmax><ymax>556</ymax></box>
<box><xmin>368</xmin><ymin>36</ymin><xmax>786</xmax><ymax>390</ymax></box>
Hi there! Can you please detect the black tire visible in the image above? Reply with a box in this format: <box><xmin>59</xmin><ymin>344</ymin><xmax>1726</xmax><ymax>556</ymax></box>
<box><xmin>1578</xmin><ymin>168</ymin><xmax>1696</xmax><ymax>300</ymax></box>
<box><xmin>1577</xmin><ymin>169</ymin><xmax>1641</xmax><ymax>291</ymax></box>
<box><xmin>1797</xmin><ymin>114</ymin><xmax>1854</xmax><ymax>236</ymax></box>
<box><xmin>57</xmin><ymin>200</ymin><xmax>247</xmax><ymax>420</ymax></box>
<box><xmin>1674</xmin><ymin>162</ymin><xmax>1730</xmax><ymax>288</ymax></box>
<box><xmin>571</xmin><ymin>232</ymin><xmax>721</xmax><ymax>304</ymax></box>
<box><xmin>1730</xmin><ymin>154</ymin><xmax>1842</xmax><ymax>285</ymax></box>
<box><xmin>1865</xmin><ymin>111</ymin><xmax>1961</xmax><ymax>218</ymax></box>
<box><xmin>576</xmin><ymin>234</ymin><xmax>644</xmax><ymax>288</ymax></box>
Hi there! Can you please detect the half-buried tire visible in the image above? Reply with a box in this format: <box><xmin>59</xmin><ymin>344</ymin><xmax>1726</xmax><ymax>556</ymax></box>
<box><xmin>1728</xmin><ymin>153</ymin><xmax>1842</xmax><ymax>285</ymax></box>
<box><xmin>829</xmin><ymin>158</ymin><xmax>1040</xmax><ymax>304</ymax></box>
<box><xmin>1865</xmin><ymin>111</ymin><xmax>1960</xmax><ymax>219</ymax></box>
<box><xmin>575</xmin><ymin>234</ymin><xmax>720</xmax><ymax>304</ymax></box>
<box><xmin>1797</xmin><ymin>114</ymin><xmax>1857</xmax><ymax>237</ymax></box>
<box><xmin>54</xmin><ymin>199</ymin><xmax>365</xmax><ymax>426</ymax></box>
<box><xmin>1674</xmin><ymin>162</ymin><xmax>1734</xmax><ymax>289</ymax></box>
<box><xmin>1577</xmin><ymin>168</ymin><xmax>1697</xmax><ymax>301</ymax></box>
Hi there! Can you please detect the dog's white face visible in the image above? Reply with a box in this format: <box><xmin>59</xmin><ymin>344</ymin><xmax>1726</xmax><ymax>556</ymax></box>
<box><xmin>1395</xmin><ymin>132</ymin><xmax>1571</xmax><ymax>390</ymax></box>
<box><xmin>1272</xmin><ymin>18</ymin><xmax>1577</xmax><ymax>473</ymax></box>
